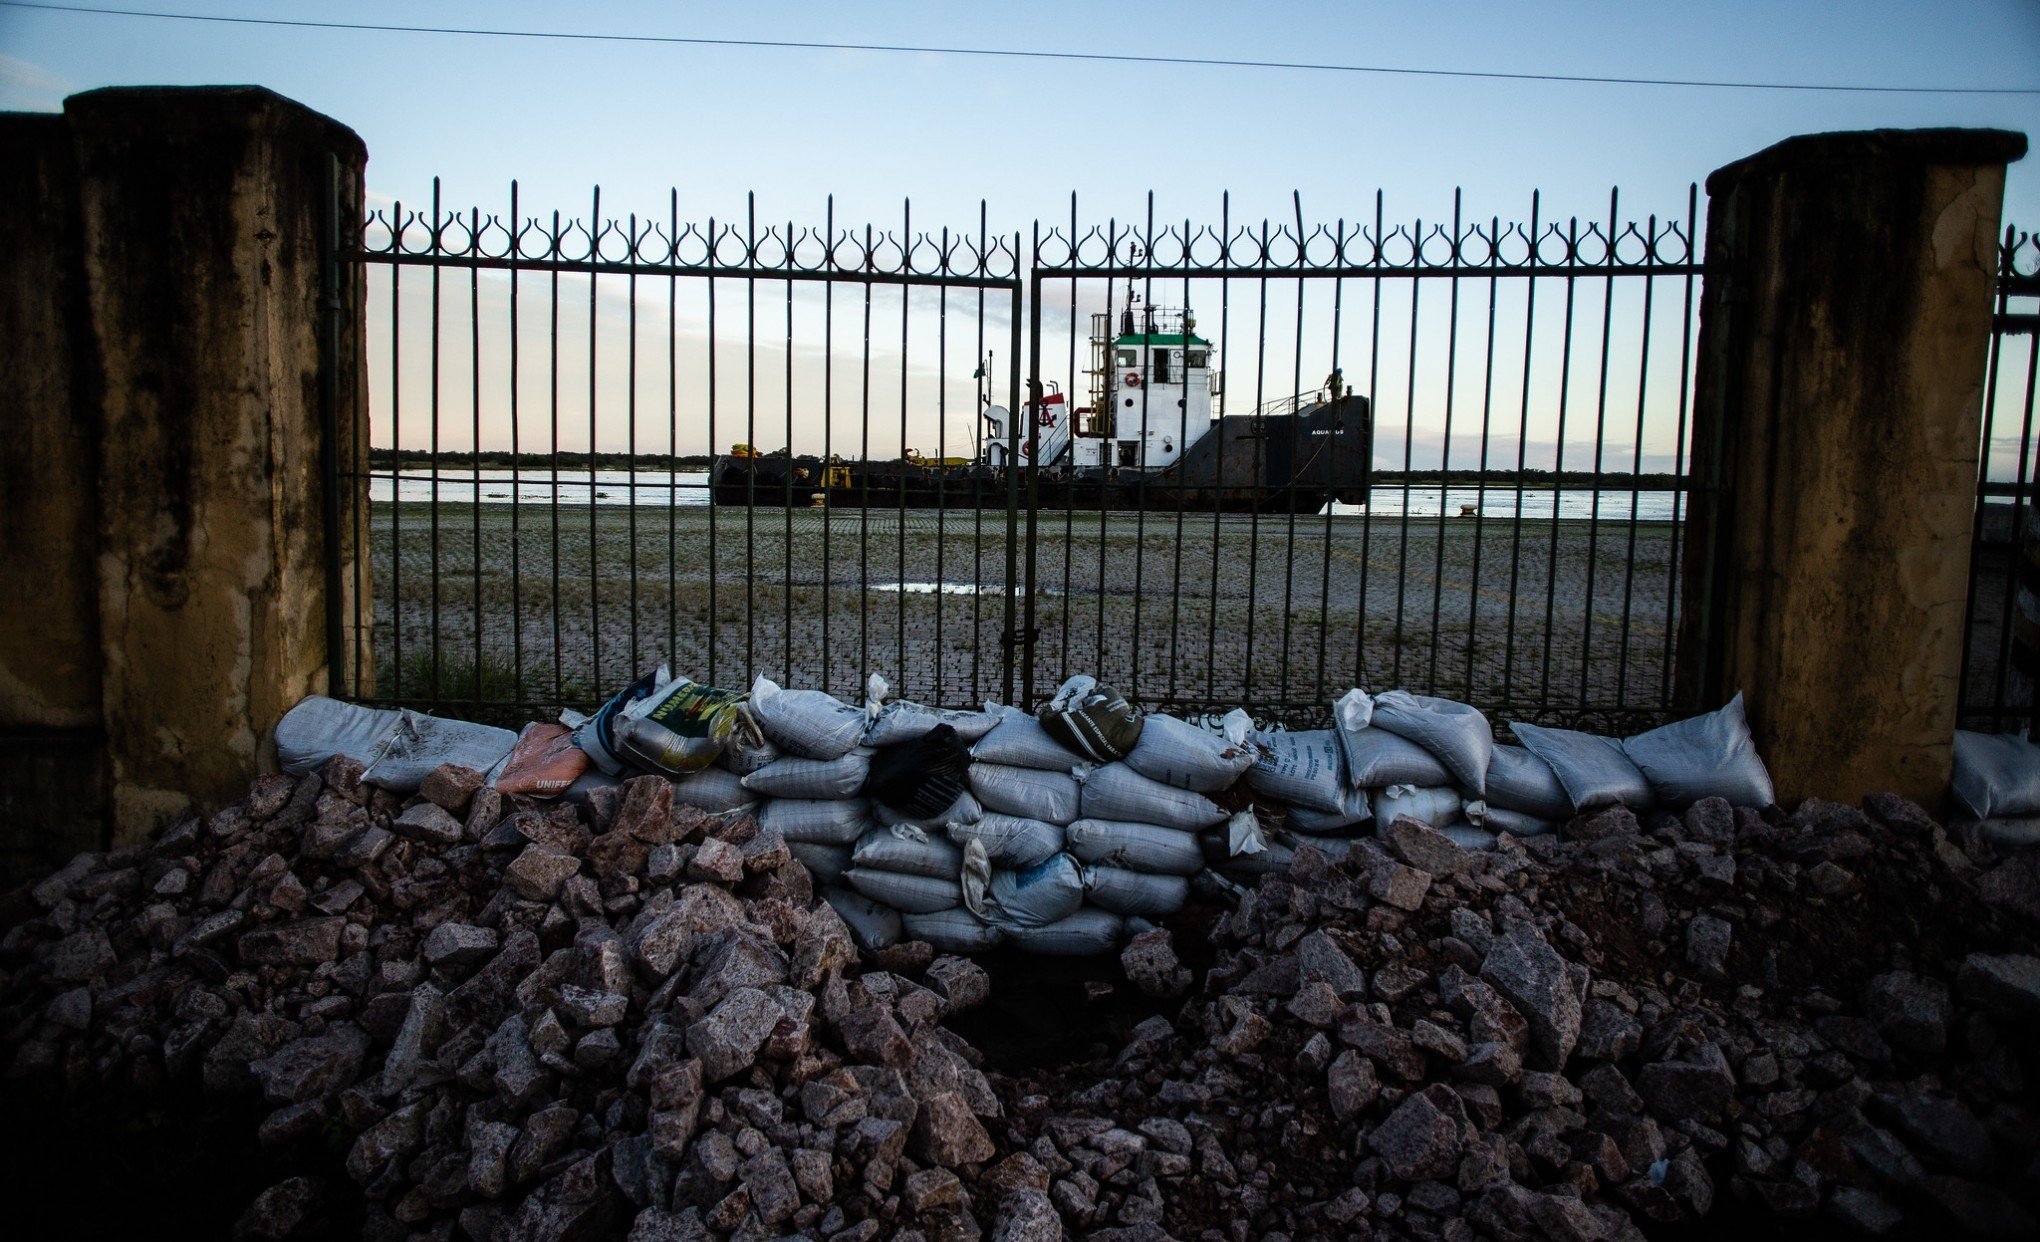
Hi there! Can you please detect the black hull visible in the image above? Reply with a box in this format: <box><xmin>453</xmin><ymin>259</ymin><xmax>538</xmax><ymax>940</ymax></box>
<box><xmin>713</xmin><ymin>393</ymin><xmax>1372</xmax><ymax>515</ymax></box>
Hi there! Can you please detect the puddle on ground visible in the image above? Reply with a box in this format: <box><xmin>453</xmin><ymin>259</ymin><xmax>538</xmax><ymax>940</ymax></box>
<box><xmin>869</xmin><ymin>582</ymin><xmax>1051</xmax><ymax>596</ymax></box>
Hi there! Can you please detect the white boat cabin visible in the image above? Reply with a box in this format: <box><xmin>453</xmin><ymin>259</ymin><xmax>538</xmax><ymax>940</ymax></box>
<box><xmin>983</xmin><ymin>300</ymin><xmax>1220</xmax><ymax>471</ymax></box>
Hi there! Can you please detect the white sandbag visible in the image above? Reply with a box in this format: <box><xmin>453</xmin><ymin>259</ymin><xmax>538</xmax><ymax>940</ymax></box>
<box><xmin>1063</xmin><ymin>819</ymin><xmax>1205</xmax><ymax>877</ymax></box>
<box><xmin>718</xmin><ymin>732</ymin><xmax>782</xmax><ymax>776</ymax></box>
<box><xmin>758</xmin><ymin>797</ymin><xmax>870</xmax><ymax>845</ymax></box>
<box><xmin>788</xmin><ymin>842</ymin><xmax>853</xmax><ymax>885</ymax></box>
<box><xmin>963</xmin><ymin>851</ymin><xmax>1087</xmax><ymax>929</ymax></box>
<box><xmin>371</xmin><ymin>711</ymin><xmax>518</xmax><ymax>792</ymax></box>
<box><xmin>852</xmin><ymin>828</ymin><xmax>965</xmax><ymax>879</ymax></box>
<box><xmin>1363</xmin><ymin>690</ymin><xmax>1494</xmax><ymax>796</ymax></box>
<box><xmin>874</xmin><ymin>790</ymin><xmax>983</xmax><ymax>833</ymax></box>
<box><xmin>1512</xmin><ymin>722</ymin><xmax>1653</xmax><ymax>811</ymax></box>
<box><xmin>741</xmin><ymin>747</ymin><xmax>874</xmax><ymax>799</ymax></box>
<box><xmin>276</xmin><ymin>696</ymin><xmax>519</xmax><ymax>793</ymax></box>
<box><xmin>1484</xmin><ymin>744</ymin><xmax>1575</xmax><ymax>820</ymax></box>
<box><xmin>900</xmin><ymin>907</ymin><xmax>1004</xmax><ymax>954</ymax></box>
<box><xmin>969</xmin><ymin>762</ymin><xmax>1083</xmax><ymax>825</ymax></box>
<box><xmin>748</xmin><ymin>675</ymin><xmax>868</xmax><ymax>759</ymax></box>
<box><xmin>1371</xmin><ymin>785</ymin><xmax>1466</xmax><ymax>830</ymax></box>
<box><xmin>822</xmin><ymin>887</ymin><xmax>903</xmax><ymax>951</ymax></box>
<box><xmin>1620</xmin><ymin>694</ymin><xmax>1775</xmax><ymax>809</ymax></box>
<box><xmin>1286</xmin><ymin>802</ymin><xmax>1372</xmax><ymax>835</ymax></box>
<box><xmin>1952</xmin><ymin>730</ymin><xmax>2040</xmax><ymax>820</ymax></box>
<box><xmin>845</xmin><ymin>867</ymin><xmax>963</xmax><ymax>914</ymax></box>
<box><xmin>1335</xmin><ymin>726</ymin><xmax>1454</xmax><ymax>791</ymax></box>
<box><xmin>1080</xmin><ymin>762</ymin><xmax>1228</xmax><ymax>831</ymax></box>
<box><xmin>1246</xmin><ymin>729</ymin><xmax>1358</xmax><ymax>815</ymax></box>
<box><xmin>1481</xmin><ymin>805</ymin><xmax>1557</xmax><ymax>838</ymax></box>
<box><xmin>1123</xmin><ymin>710</ymin><xmax>1260</xmax><ymax>793</ymax></box>
<box><xmin>970</xmin><ymin>711</ymin><xmax>1084</xmax><ymax>770</ymax></box>
<box><xmin>861</xmin><ymin>674</ymin><xmax>1000</xmax><ymax>747</ymax></box>
<box><xmin>668</xmin><ymin>766</ymin><xmax>755</xmax><ymax>814</ymax></box>
<box><xmin>1003</xmin><ymin>907</ymin><xmax>1124</xmax><ymax>956</ymax></box>
<box><xmin>276</xmin><ymin>695</ymin><xmax>401</xmax><ymax>775</ymax></box>
<box><xmin>1083</xmin><ymin>866</ymin><xmax>1190</xmax><ymax>918</ymax></box>
<box><xmin>947</xmin><ymin>813</ymin><xmax>1065</xmax><ymax>869</ymax></box>
<box><xmin>1442</xmin><ymin>824</ymin><xmax>1498</xmax><ymax>851</ymax></box>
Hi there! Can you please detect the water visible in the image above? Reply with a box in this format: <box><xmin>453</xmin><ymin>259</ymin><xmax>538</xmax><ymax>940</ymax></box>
<box><xmin>370</xmin><ymin>468</ymin><xmax>1684</xmax><ymax>522</ymax></box>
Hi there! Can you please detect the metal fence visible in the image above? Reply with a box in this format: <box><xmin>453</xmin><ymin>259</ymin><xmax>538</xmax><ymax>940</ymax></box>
<box><xmin>336</xmin><ymin>182</ymin><xmax>1705</xmax><ymax>731</ymax></box>
<box><xmin>1959</xmin><ymin>226</ymin><xmax>2040</xmax><ymax>732</ymax></box>
<box><xmin>1021</xmin><ymin>190</ymin><xmax>1702</xmax><ymax>731</ymax></box>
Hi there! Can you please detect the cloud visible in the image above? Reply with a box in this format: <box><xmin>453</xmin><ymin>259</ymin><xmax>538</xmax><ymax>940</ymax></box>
<box><xmin>0</xmin><ymin>54</ymin><xmax>71</xmax><ymax>112</ymax></box>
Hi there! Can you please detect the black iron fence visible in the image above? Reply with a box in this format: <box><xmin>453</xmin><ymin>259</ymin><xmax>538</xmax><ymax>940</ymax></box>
<box><xmin>1022</xmin><ymin>190</ymin><xmax>1702</xmax><ymax>731</ymax></box>
<box><xmin>1959</xmin><ymin>227</ymin><xmax>2040</xmax><ymax>732</ymax></box>
<box><xmin>336</xmin><ymin>183</ymin><xmax>1707</xmax><ymax>730</ymax></box>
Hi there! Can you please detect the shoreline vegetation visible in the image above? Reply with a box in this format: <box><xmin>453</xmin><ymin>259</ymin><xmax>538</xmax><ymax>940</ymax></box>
<box><xmin>366</xmin><ymin>449</ymin><xmax>1688</xmax><ymax>491</ymax></box>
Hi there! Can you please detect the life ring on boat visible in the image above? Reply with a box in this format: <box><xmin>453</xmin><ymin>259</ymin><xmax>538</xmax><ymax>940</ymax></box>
<box><xmin>1020</xmin><ymin>440</ymin><xmax>1032</xmax><ymax>457</ymax></box>
<box><xmin>1123</xmin><ymin>371</ymin><xmax>1141</xmax><ymax>388</ymax></box>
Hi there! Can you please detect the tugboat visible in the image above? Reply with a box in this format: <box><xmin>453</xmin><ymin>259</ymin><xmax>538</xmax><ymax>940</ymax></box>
<box><xmin>712</xmin><ymin>298</ymin><xmax>1371</xmax><ymax>513</ymax></box>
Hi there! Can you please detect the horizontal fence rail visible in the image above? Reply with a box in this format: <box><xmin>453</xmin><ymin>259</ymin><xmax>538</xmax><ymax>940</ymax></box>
<box><xmin>336</xmin><ymin>182</ymin><xmax>1706</xmax><ymax>734</ymax></box>
<box><xmin>1959</xmin><ymin>226</ymin><xmax>2040</xmax><ymax>732</ymax></box>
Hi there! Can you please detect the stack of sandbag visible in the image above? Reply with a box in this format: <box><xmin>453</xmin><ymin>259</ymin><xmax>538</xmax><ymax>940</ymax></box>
<box><xmin>956</xmin><ymin>690</ymin><xmax>1120</xmax><ymax>954</ymax></box>
<box><xmin>738</xmin><ymin>675</ymin><xmax>1000</xmax><ymax>953</ymax></box>
<box><xmin>1328</xmin><ymin>687</ymin><xmax>1501</xmax><ymax>849</ymax></box>
<box><xmin>1071</xmin><ymin>709</ymin><xmax>1268</xmax><ymax>898</ymax></box>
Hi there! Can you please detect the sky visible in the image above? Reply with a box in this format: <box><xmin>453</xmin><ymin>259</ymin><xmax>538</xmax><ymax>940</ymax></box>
<box><xmin>4</xmin><ymin>1</ymin><xmax>2038</xmax><ymax>471</ymax></box>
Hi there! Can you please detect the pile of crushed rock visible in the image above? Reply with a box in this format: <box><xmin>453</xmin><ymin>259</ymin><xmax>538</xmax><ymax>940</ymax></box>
<box><xmin>2</xmin><ymin>756</ymin><xmax>2038</xmax><ymax>1241</ymax></box>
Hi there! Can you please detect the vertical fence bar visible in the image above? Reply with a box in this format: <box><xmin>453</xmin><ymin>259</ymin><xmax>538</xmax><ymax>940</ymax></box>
<box><xmin>510</xmin><ymin>183</ymin><xmax>524</xmax><ymax>706</ymax></box>
<box><xmin>1014</xmin><ymin>229</ymin><xmax>1035</xmax><ymax>706</ymax></box>
<box><xmin>469</xmin><ymin>208</ymin><xmax>484</xmax><ymax>701</ymax></box>
<box><xmin>1659</xmin><ymin>186</ymin><xmax>1699</xmax><ymax>708</ymax></box>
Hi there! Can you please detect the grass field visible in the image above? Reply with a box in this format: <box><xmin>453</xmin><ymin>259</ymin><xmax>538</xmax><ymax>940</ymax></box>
<box><xmin>361</xmin><ymin>499</ymin><xmax>1688</xmax><ymax>729</ymax></box>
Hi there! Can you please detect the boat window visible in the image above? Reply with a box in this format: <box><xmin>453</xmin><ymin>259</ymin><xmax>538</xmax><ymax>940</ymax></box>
<box><xmin>1118</xmin><ymin>440</ymin><xmax>1139</xmax><ymax>466</ymax></box>
<box><xmin>1117</xmin><ymin>349</ymin><xmax>1135</xmax><ymax>367</ymax></box>
<box><xmin>1153</xmin><ymin>351</ymin><xmax>1170</xmax><ymax>384</ymax></box>
<box><xmin>1187</xmin><ymin>351</ymin><xmax>1207</xmax><ymax>369</ymax></box>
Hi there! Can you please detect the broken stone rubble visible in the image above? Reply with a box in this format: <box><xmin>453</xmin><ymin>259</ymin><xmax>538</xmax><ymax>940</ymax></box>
<box><xmin>1</xmin><ymin>764</ymin><xmax>2037</xmax><ymax>1240</ymax></box>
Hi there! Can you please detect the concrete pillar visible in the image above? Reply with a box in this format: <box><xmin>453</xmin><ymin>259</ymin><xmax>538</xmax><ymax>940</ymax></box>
<box><xmin>1678</xmin><ymin>128</ymin><xmax>2026</xmax><ymax>808</ymax></box>
<box><xmin>0</xmin><ymin>86</ymin><xmax>370</xmax><ymax>874</ymax></box>
<box><xmin>0</xmin><ymin>114</ymin><xmax>106</xmax><ymax>880</ymax></box>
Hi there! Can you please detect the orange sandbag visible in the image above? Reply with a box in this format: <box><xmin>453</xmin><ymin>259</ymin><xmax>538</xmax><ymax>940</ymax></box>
<box><xmin>493</xmin><ymin>722</ymin><xmax>592</xmax><ymax>797</ymax></box>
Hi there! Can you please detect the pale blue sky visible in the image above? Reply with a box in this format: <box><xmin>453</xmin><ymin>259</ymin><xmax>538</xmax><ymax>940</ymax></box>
<box><xmin>3</xmin><ymin>2</ymin><xmax>2036</xmax><ymax>467</ymax></box>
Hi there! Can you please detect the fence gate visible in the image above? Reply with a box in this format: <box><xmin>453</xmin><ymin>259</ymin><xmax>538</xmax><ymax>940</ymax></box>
<box><xmin>337</xmin><ymin>183</ymin><xmax>1023</xmax><ymax>723</ymax></box>
<box><xmin>1024</xmin><ymin>191</ymin><xmax>1704</xmax><ymax>731</ymax></box>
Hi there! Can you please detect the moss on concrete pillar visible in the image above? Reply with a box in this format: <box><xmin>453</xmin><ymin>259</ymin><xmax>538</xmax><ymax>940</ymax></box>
<box><xmin>1678</xmin><ymin>128</ymin><xmax>2027</xmax><ymax>808</ymax></box>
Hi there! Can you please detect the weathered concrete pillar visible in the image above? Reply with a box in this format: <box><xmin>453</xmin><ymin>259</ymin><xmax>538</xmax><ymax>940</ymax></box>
<box><xmin>0</xmin><ymin>114</ymin><xmax>106</xmax><ymax>880</ymax></box>
<box><xmin>0</xmin><ymin>86</ymin><xmax>370</xmax><ymax>873</ymax></box>
<box><xmin>66</xmin><ymin>87</ymin><xmax>370</xmax><ymax>840</ymax></box>
<box><xmin>1678</xmin><ymin>128</ymin><xmax>2026</xmax><ymax>808</ymax></box>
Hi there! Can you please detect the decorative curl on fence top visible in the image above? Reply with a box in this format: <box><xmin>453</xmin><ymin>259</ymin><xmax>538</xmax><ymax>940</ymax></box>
<box><xmin>357</xmin><ymin>183</ymin><xmax>1021</xmax><ymax>282</ymax></box>
<box><xmin>1031</xmin><ymin>191</ymin><xmax>1700</xmax><ymax>274</ymax></box>
<box><xmin>2004</xmin><ymin>227</ymin><xmax>2040</xmax><ymax>281</ymax></box>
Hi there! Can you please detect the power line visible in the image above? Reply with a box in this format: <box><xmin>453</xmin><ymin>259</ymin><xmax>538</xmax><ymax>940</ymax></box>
<box><xmin>7</xmin><ymin>0</ymin><xmax>2039</xmax><ymax>96</ymax></box>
